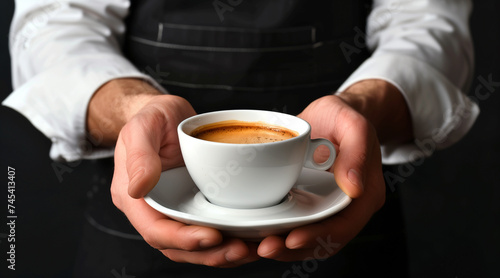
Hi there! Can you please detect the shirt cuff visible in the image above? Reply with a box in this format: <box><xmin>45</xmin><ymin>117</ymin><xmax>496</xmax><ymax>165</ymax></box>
<box><xmin>2</xmin><ymin>54</ymin><xmax>162</xmax><ymax>162</ymax></box>
<box><xmin>337</xmin><ymin>53</ymin><xmax>480</xmax><ymax>165</ymax></box>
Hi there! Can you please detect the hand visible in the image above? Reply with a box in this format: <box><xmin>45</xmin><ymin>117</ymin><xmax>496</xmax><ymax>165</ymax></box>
<box><xmin>109</xmin><ymin>94</ymin><xmax>260</xmax><ymax>267</ymax></box>
<box><xmin>88</xmin><ymin>79</ymin><xmax>260</xmax><ymax>267</ymax></box>
<box><xmin>256</xmin><ymin>80</ymin><xmax>413</xmax><ymax>261</ymax></box>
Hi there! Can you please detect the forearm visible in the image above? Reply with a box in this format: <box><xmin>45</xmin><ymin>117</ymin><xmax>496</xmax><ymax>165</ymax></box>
<box><xmin>338</xmin><ymin>79</ymin><xmax>413</xmax><ymax>145</ymax></box>
<box><xmin>86</xmin><ymin>78</ymin><xmax>162</xmax><ymax>147</ymax></box>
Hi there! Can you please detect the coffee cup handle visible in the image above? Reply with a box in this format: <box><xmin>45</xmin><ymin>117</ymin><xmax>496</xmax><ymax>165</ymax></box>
<box><xmin>304</xmin><ymin>138</ymin><xmax>336</xmax><ymax>171</ymax></box>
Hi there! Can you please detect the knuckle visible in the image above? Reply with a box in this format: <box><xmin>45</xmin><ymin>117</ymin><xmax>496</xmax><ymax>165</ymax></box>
<box><xmin>127</xmin><ymin>149</ymin><xmax>150</xmax><ymax>166</ymax></box>
<box><xmin>174</xmin><ymin>226</ymin><xmax>202</xmax><ymax>251</ymax></box>
<box><xmin>109</xmin><ymin>185</ymin><xmax>121</xmax><ymax>209</ymax></box>
<box><xmin>162</xmin><ymin>250</ymin><xmax>227</xmax><ymax>268</ymax></box>
<box><xmin>142</xmin><ymin>234</ymin><xmax>158</xmax><ymax>249</ymax></box>
<box><xmin>354</xmin><ymin>150</ymin><xmax>368</xmax><ymax>167</ymax></box>
<box><xmin>141</xmin><ymin>226</ymin><xmax>162</xmax><ymax>250</ymax></box>
<box><xmin>146</xmin><ymin>225</ymin><xmax>201</xmax><ymax>252</ymax></box>
<box><xmin>162</xmin><ymin>249</ymin><xmax>182</xmax><ymax>263</ymax></box>
<box><xmin>335</xmin><ymin>106</ymin><xmax>370</xmax><ymax>136</ymax></box>
<box><xmin>177</xmin><ymin>239</ymin><xmax>200</xmax><ymax>252</ymax></box>
<box><xmin>201</xmin><ymin>256</ymin><xmax>227</xmax><ymax>267</ymax></box>
<box><xmin>119</xmin><ymin>118</ymin><xmax>142</xmax><ymax>140</ymax></box>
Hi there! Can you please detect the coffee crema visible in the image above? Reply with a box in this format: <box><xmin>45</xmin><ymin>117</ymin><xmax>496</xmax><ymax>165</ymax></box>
<box><xmin>190</xmin><ymin>120</ymin><xmax>299</xmax><ymax>144</ymax></box>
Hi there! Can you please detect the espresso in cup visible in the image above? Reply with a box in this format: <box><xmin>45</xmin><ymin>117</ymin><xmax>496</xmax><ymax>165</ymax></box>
<box><xmin>190</xmin><ymin>120</ymin><xmax>298</xmax><ymax>144</ymax></box>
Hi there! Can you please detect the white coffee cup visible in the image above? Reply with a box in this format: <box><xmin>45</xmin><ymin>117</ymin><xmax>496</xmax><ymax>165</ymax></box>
<box><xmin>178</xmin><ymin>110</ymin><xmax>336</xmax><ymax>209</ymax></box>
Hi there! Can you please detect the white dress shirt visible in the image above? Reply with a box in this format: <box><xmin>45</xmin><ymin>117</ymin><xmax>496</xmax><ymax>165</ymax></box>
<box><xmin>3</xmin><ymin>0</ymin><xmax>479</xmax><ymax>164</ymax></box>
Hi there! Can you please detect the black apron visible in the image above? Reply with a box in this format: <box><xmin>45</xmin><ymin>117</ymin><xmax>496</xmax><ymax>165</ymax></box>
<box><xmin>75</xmin><ymin>1</ymin><xmax>408</xmax><ymax>277</ymax></box>
<box><xmin>123</xmin><ymin>0</ymin><xmax>370</xmax><ymax>114</ymax></box>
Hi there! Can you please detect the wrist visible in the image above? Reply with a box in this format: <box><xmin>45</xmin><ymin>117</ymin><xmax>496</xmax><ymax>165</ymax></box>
<box><xmin>87</xmin><ymin>78</ymin><xmax>162</xmax><ymax>146</ymax></box>
<box><xmin>337</xmin><ymin>79</ymin><xmax>413</xmax><ymax>144</ymax></box>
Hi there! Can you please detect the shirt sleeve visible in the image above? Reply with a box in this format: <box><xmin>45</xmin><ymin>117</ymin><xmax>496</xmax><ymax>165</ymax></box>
<box><xmin>337</xmin><ymin>0</ymin><xmax>480</xmax><ymax>165</ymax></box>
<box><xmin>2</xmin><ymin>0</ymin><xmax>163</xmax><ymax>161</ymax></box>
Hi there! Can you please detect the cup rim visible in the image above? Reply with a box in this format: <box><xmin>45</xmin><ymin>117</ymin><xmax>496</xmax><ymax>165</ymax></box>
<box><xmin>178</xmin><ymin>109</ymin><xmax>311</xmax><ymax>146</ymax></box>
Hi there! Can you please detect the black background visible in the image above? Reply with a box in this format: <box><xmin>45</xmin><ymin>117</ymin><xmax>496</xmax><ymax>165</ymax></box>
<box><xmin>1</xmin><ymin>1</ymin><xmax>499</xmax><ymax>277</ymax></box>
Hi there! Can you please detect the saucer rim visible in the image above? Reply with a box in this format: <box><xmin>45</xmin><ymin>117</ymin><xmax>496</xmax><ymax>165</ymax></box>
<box><xmin>144</xmin><ymin>167</ymin><xmax>351</xmax><ymax>229</ymax></box>
<box><xmin>145</xmin><ymin>189</ymin><xmax>351</xmax><ymax>228</ymax></box>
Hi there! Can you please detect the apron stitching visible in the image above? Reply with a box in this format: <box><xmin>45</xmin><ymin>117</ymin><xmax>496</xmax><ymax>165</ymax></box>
<box><xmin>158</xmin><ymin>79</ymin><xmax>341</xmax><ymax>91</ymax></box>
<box><xmin>157</xmin><ymin>22</ymin><xmax>164</xmax><ymax>42</ymax></box>
<box><xmin>159</xmin><ymin>22</ymin><xmax>313</xmax><ymax>33</ymax></box>
<box><xmin>129</xmin><ymin>35</ymin><xmax>329</xmax><ymax>52</ymax></box>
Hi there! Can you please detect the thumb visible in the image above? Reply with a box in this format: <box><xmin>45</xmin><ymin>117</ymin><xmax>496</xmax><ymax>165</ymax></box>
<box><xmin>331</xmin><ymin>112</ymin><xmax>372</xmax><ymax>199</ymax></box>
<box><xmin>121</xmin><ymin>115</ymin><xmax>163</xmax><ymax>199</ymax></box>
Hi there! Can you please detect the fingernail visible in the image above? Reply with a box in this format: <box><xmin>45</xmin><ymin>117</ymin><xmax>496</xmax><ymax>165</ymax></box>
<box><xmin>287</xmin><ymin>242</ymin><xmax>303</xmax><ymax>250</ymax></box>
<box><xmin>286</xmin><ymin>238</ymin><xmax>303</xmax><ymax>250</ymax></box>
<box><xmin>348</xmin><ymin>169</ymin><xmax>364</xmax><ymax>192</ymax></box>
<box><xmin>225</xmin><ymin>250</ymin><xmax>246</xmax><ymax>262</ymax></box>
<box><xmin>258</xmin><ymin>246</ymin><xmax>277</xmax><ymax>257</ymax></box>
<box><xmin>199</xmin><ymin>238</ymin><xmax>217</xmax><ymax>248</ymax></box>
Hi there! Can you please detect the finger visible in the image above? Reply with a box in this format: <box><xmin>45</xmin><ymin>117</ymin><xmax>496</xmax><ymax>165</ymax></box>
<box><xmin>258</xmin><ymin>235</ymin><xmax>332</xmax><ymax>262</ymax></box>
<box><xmin>267</xmin><ymin>200</ymin><xmax>377</xmax><ymax>262</ymax></box>
<box><xmin>126</xmin><ymin>197</ymin><xmax>224</xmax><ymax>251</ymax></box>
<box><xmin>284</xmin><ymin>214</ymin><xmax>353</xmax><ymax>252</ymax></box>
<box><xmin>286</xmin><ymin>180</ymin><xmax>384</xmax><ymax>249</ymax></box>
<box><xmin>164</xmin><ymin>238</ymin><xmax>260</xmax><ymax>268</ymax></box>
<box><xmin>257</xmin><ymin>235</ymin><xmax>287</xmax><ymax>258</ymax></box>
<box><xmin>298</xmin><ymin>96</ymin><xmax>373</xmax><ymax>198</ymax></box>
<box><xmin>258</xmin><ymin>219</ymin><xmax>346</xmax><ymax>262</ymax></box>
<box><xmin>260</xmin><ymin>175</ymin><xmax>385</xmax><ymax>262</ymax></box>
<box><xmin>258</xmin><ymin>235</ymin><xmax>314</xmax><ymax>261</ymax></box>
<box><xmin>121</xmin><ymin>111</ymin><xmax>164</xmax><ymax>198</ymax></box>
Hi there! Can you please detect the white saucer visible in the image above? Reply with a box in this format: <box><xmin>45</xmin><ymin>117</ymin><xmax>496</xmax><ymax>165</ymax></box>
<box><xmin>145</xmin><ymin>167</ymin><xmax>351</xmax><ymax>239</ymax></box>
